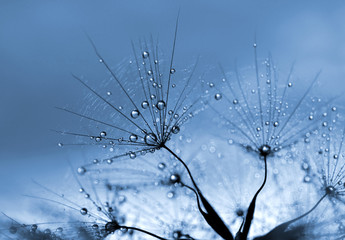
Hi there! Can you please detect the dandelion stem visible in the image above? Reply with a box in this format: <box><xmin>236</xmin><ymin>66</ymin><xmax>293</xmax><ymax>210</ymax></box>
<box><xmin>163</xmin><ymin>145</ymin><xmax>234</xmax><ymax>240</ymax></box>
<box><xmin>253</xmin><ymin>193</ymin><xmax>327</xmax><ymax>239</ymax></box>
<box><xmin>239</xmin><ymin>155</ymin><xmax>268</xmax><ymax>240</ymax></box>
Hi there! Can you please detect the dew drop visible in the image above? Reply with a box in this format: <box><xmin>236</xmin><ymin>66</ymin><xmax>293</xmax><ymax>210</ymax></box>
<box><xmin>77</xmin><ymin>167</ymin><xmax>86</xmax><ymax>175</ymax></box>
<box><xmin>100</xmin><ymin>131</ymin><xmax>107</xmax><ymax>137</ymax></box>
<box><xmin>131</xmin><ymin>110</ymin><xmax>140</xmax><ymax>119</ymax></box>
<box><xmin>233</xmin><ymin>99</ymin><xmax>238</xmax><ymax>104</ymax></box>
<box><xmin>172</xmin><ymin>84</ymin><xmax>176</xmax><ymax>88</ymax></box>
<box><xmin>156</xmin><ymin>100</ymin><xmax>166</xmax><ymax>110</ymax></box>
<box><xmin>303</xmin><ymin>175</ymin><xmax>311</xmax><ymax>183</ymax></box>
<box><xmin>129</xmin><ymin>134</ymin><xmax>138</xmax><ymax>142</ymax></box>
<box><xmin>288</xmin><ymin>82</ymin><xmax>293</xmax><ymax>87</ymax></box>
<box><xmin>142</xmin><ymin>51</ymin><xmax>149</xmax><ymax>59</ymax></box>
<box><xmin>253</xmin><ymin>43</ymin><xmax>257</xmax><ymax>48</ymax></box>
<box><xmin>158</xmin><ymin>162</ymin><xmax>166</xmax><ymax>170</ymax></box>
<box><xmin>309</xmin><ymin>115</ymin><xmax>313</xmax><ymax>120</ymax></box>
<box><xmin>106</xmin><ymin>91</ymin><xmax>112</xmax><ymax>96</ymax></box>
<box><xmin>141</xmin><ymin>101</ymin><xmax>149</xmax><ymax>109</ymax></box>
<box><xmin>172</xmin><ymin>125</ymin><xmax>180</xmax><ymax>134</ymax></box>
<box><xmin>273</xmin><ymin>121</ymin><xmax>279</xmax><ymax>127</ymax></box>
<box><xmin>170</xmin><ymin>68</ymin><xmax>176</xmax><ymax>74</ymax></box>
<box><xmin>215</xmin><ymin>93</ymin><xmax>222</xmax><ymax>100</ymax></box>
<box><xmin>144</xmin><ymin>133</ymin><xmax>157</xmax><ymax>145</ymax></box>
<box><xmin>95</xmin><ymin>137</ymin><xmax>101</xmax><ymax>142</ymax></box>
<box><xmin>332</xmin><ymin>106</ymin><xmax>337</xmax><ymax>111</ymax></box>
<box><xmin>80</xmin><ymin>208</ymin><xmax>88</xmax><ymax>215</ymax></box>
<box><xmin>129</xmin><ymin>152</ymin><xmax>136</xmax><ymax>159</ymax></box>
<box><xmin>57</xmin><ymin>143</ymin><xmax>63</xmax><ymax>147</ymax></box>
<box><xmin>167</xmin><ymin>191</ymin><xmax>175</xmax><ymax>199</ymax></box>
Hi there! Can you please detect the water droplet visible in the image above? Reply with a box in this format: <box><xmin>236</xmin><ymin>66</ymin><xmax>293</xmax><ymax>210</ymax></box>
<box><xmin>170</xmin><ymin>174</ymin><xmax>180</xmax><ymax>184</ymax></box>
<box><xmin>172</xmin><ymin>125</ymin><xmax>180</xmax><ymax>134</ymax></box>
<box><xmin>215</xmin><ymin>93</ymin><xmax>222</xmax><ymax>100</ymax></box>
<box><xmin>99</xmin><ymin>59</ymin><xmax>103</xmax><ymax>63</ymax></box>
<box><xmin>131</xmin><ymin>110</ymin><xmax>140</xmax><ymax>119</ymax></box>
<box><xmin>209</xmin><ymin>82</ymin><xmax>215</xmax><ymax>88</ymax></box>
<box><xmin>174</xmin><ymin>114</ymin><xmax>179</xmax><ymax>119</ymax></box>
<box><xmin>144</xmin><ymin>133</ymin><xmax>157</xmax><ymax>145</ymax></box>
<box><xmin>309</xmin><ymin>115</ymin><xmax>314</xmax><ymax>120</ymax></box>
<box><xmin>158</xmin><ymin>162</ymin><xmax>166</xmax><ymax>170</ymax></box>
<box><xmin>334</xmin><ymin>154</ymin><xmax>338</xmax><ymax>159</ymax></box>
<box><xmin>129</xmin><ymin>152</ymin><xmax>136</xmax><ymax>159</ymax></box>
<box><xmin>332</xmin><ymin>106</ymin><xmax>337</xmax><ymax>111</ymax></box>
<box><xmin>80</xmin><ymin>208</ymin><xmax>88</xmax><ymax>215</ymax></box>
<box><xmin>273</xmin><ymin>121</ymin><xmax>279</xmax><ymax>127</ymax></box>
<box><xmin>288</xmin><ymin>82</ymin><xmax>293</xmax><ymax>87</ymax></box>
<box><xmin>172</xmin><ymin>84</ymin><xmax>176</xmax><ymax>88</ymax></box>
<box><xmin>141</xmin><ymin>101</ymin><xmax>149</xmax><ymax>109</ymax></box>
<box><xmin>77</xmin><ymin>167</ymin><xmax>86</xmax><ymax>175</ymax></box>
<box><xmin>322</xmin><ymin>121</ymin><xmax>328</xmax><ymax>127</ymax></box>
<box><xmin>129</xmin><ymin>134</ymin><xmax>138</xmax><ymax>142</ymax></box>
<box><xmin>147</xmin><ymin>70</ymin><xmax>153</xmax><ymax>75</ymax></box>
<box><xmin>167</xmin><ymin>191</ymin><xmax>175</xmax><ymax>198</ymax></box>
<box><xmin>233</xmin><ymin>99</ymin><xmax>238</xmax><ymax>105</ymax></box>
<box><xmin>151</xmin><ymin>94</ymin><xmax>156</xmax><ymax>100</ymax></box>
<box><xmin>57</xmin><ymin>143</ymin><xmax>63</xmax><ymax>147</ymax></box>
<box><xmin>95</xmin><ymin>137</ymin><xmax>101</xmax><ymax>142</ymax></box>
<box><xmin>100</xmin><ymin>131</ymin><xmax>107</xmax><ymax>137</ymax></box>
<box><xmin>253</xmin><ymin>43</ymin><xmax>257</xmax><ymax>48</ymax></box>
<box><xmin>106</xmin><ymin>91</ymin><xmax>112</xmax><ymax>96</ymax></box>
<box><xmin>170</xmin><ymin>68</ymin><xmax>176</xmax><ymax>74</ymax></box>
<box><xmin>156</xmin><ymin>100</ymin><xmax>166</xmax><ymax>110</ymax></box>
<box><xmin>303</xmin><ymin>175</ymin><xmax>311</xmax><ymax>183</ymax></box>
<box><xmin>142</xmin><ymin>51</ymin><xmax>149</xmax><ymax>59</ymax></box>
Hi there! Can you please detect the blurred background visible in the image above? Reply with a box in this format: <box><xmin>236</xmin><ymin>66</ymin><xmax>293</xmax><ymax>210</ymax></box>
<box><xmin>1</xmin><ymin>0</ymin><xmax>345</xmax><ymax>214</ymax></box>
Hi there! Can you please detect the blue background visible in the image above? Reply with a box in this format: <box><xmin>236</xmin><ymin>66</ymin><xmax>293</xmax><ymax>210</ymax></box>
<box><xmin>1</xmin><ymin>0</ymin><xmax>345</xmax><ymax>213</ymax></box>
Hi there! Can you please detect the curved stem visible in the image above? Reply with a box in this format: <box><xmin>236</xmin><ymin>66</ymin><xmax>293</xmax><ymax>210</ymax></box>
<box><xmin>120</xmin><ymin>226</ymin><xmax>167</xmax><ymax>240</ymax></box>
<box><xmin>240</xmin><ymin>155</ymin><xmax>268</xmax><ymax>240</ymax></box>
<box><xmin>253</xmin><ymin>193</ymin><xmax>327</xmax><ymax>239</ymax></box>
<box><xmin>162</xmin><ymin>145</ymin><xmax>200</xmax><ymax>192</ymax></box>
<box><xmin>281</xmin><ymin>193</ymin><xmax>327</xmax><ymax>226</ymax></box>
<box><xmin>163</xmin><ymin>145</ymin><xmax>234</xmax><ymax>240</ymax></box>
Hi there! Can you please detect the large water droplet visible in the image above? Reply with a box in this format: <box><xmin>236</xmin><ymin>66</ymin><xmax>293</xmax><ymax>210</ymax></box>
<box><xmin>144</xmin><ymin>133</ymin><xmax>157</xmax><ymax>145</ymax></box>
<box><xmin>158</xmin><ymin>162</ymin><xmax>166</xmax><ymax>170</ymax></box>
<box><xmin>129</xmin><ymin>151</ymin><xmax>136</xmax><ymax>159</ymax></box>
<box><xmin>77</xmin><ymin>167</ymin><xmax>86</xmax><ymax>175</ymax></box>
<box><xmin>156</xmin><ymin>100</ymin><xmax>166</xmax><ymax>110</ymax></box>
<box><xmin>273</xmin><ymin>121</ymin><xmax>279</xmax><ymax>127</ymax></box>
<box><xmin>215</xmin><ymin>93</ymin><xmax>222</xmax><ymax>100</ymax></box>
<box><xmin>80</xmin><ymin>208</ymin><xmax>88</xmax><ymax>215</ymax></box>
<box><xmin>129</xmin><ymin>134</ymin><xmax>138</xmax><ymax>142</ymax></box>
<box><xmin>170</xmin><ymin>68</ymin><xmax>176</xmax><ymax>74</ymax></box>
<box><xmin>142</xmin><ymin>51</ymin><xmax>149</xmax><ymax>59</ymax></box>
<box><xmin>172</xmin><ymin>125</ymin><xmax>180</xmax><ymax>134</ymax></box>
<box><xmin>131</xmin><ymin>110</ymin><xmax>140</xmax><ymax>119</ymax></box>
<box><xmin>100</xmin><ymin>131</ymin><xmax>107</xmax><ymax>137</ymax></box>
<box><xmin>141</xmin><ymin>101</ymin><xmax>149</xmax><ymax>109</ymax></box>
